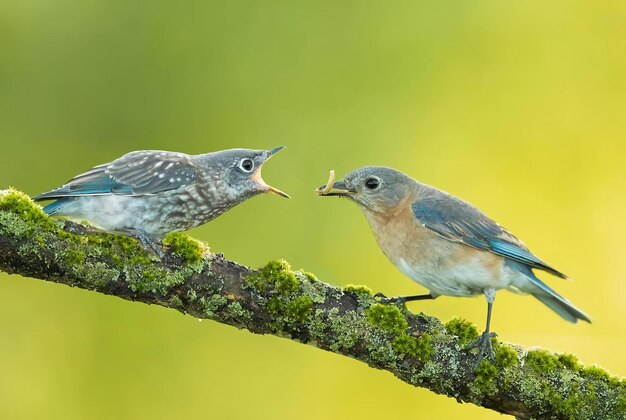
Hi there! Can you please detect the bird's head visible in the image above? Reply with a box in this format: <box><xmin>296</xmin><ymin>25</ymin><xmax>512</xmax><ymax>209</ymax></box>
<box><xmin>316</xmin><ymin>166</ymin><xmax>413</xmax><ymax>214</ymax></box>
<box><xmin>200</xmin><ymin>147</ymin><xmax>289</xmax><ymax>199</ymax></box>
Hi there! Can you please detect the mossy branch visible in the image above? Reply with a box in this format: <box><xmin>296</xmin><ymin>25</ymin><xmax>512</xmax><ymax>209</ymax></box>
<box><xmin>0</xmin><ymin>188</ymin><xmax>624</xmax><ymax>419</ymax></box>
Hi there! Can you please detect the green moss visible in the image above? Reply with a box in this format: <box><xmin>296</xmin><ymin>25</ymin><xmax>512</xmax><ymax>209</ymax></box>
<box><xmin>286</xmin><ymin>296</ymin><xmax>313</xmax><ymax>322</ymax></box>
<box><xmin>393</xmin><ymin>333</ymin><xmax>434</xmax><ymax>361</ymax></box>
<box><xmin>163</xmin><ymin>232</ymin><xmax>208</xmax><ymax>264</ymax></box>
<box><xmin>366</xmin><ymin>304</ymin><xmax>408</xmax><ymax>335</ymax></box>
<box><xmin>266</xmin><ymin>297</ymin><xmax>282</xmax><ymax>314</ymax></box>
<box><xmin>300</xmin><ymin>271</ymin><xmax>318</xmax><ymax>282</ymax></box>
<box><xmin>366</xmin><ymin>304</ymin><xmax>433</xmax><ymax>362</ymax></box>
<box><xmin>557</xmin><ymin>353</ymin><xmax>580</xmax><ymax>370</ymax></box>
<box><xmin>343</xmin><ymin>284</ymin><xmax>373</xmax><ymax>296</ymax></box>
<box><xmin>246</xmin><ymin>260</ymin><xmax>298</xmax><ymax>295</ymax></box>
<box><xmin>246</xmin><ymin>261</ymin><xmax>318</xmax><ymax>333</ymax></box>
<box><xmin>444</xmin><ymin>318</ymin><xmax>479</xmax><ymax>347</ymax></box>
<box><xmin>518</xmin><ymin>351</ymin><xmax>622</xmax><ymax>417</ymax></box>
<box><xmin>617</xmin><ymin>392</ymin><xmax>626</xmax><ymax>414</ymax></box>
<box><xmin>0</xmin><ymin>189</ymin><xmax>56</xmax><ymax>233</ymax></box>
<box><xmin>538</xmin><ymin>376</ymin><xmax>620</xmax><ymax>419</ymax></box>
<box><xmin>525</xmin><ymin>349</ymin><xmax>561</xmax><ymax>373</ymax></box>
<box><xmin>64</xmin><ymin>248</ymin><xmax>86</xmax><ymax>266</ymax></box>
<box><xmin>268</xmin><ymin>295</ymin><xmax>312</xmax><ymax>324</ymax></box>
<box><xmin>472</xmin><ymin>359</ymin><xmax>498</xmax><ymax>395</ymax></box>
<box><xmin>583</xmin><ymin>365</ymin><xmax>612</xmax><ymax>382</ymax></box>
<box><xmin>558</xmin><ymin>386</ymin><xmax>585</xmax><ymax>416</ymax></box>
<box><xmin>91</xmin><ymin>233</ymin><xmax>186</xmax><ymax>294</ymax></box>
<box><xmin>494</xmin><ymin>343</ymin><xmax>519</xmax><ymax>369</ymax></box>
<box><xmin>88</xmin><ymin>232</ymin><xmax>152</xmax><ymax>266</ymax></box>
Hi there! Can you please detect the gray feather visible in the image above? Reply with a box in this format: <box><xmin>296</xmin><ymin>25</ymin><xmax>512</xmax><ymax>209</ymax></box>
<box><xmin>34</xmin><ymin>151</ymin><xmax>200</xmax><ymax>200</ymax></box>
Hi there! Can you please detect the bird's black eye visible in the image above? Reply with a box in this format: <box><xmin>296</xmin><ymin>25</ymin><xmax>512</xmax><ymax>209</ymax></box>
<box><xmin>239</xmin><ymin>158</ymin><xmax>254</xmax><ymax>173</ymax></box>
<box><xmin>365</xmin><ymin>177</ymin><xmax>380</xmax><ymax>190</ymax></box>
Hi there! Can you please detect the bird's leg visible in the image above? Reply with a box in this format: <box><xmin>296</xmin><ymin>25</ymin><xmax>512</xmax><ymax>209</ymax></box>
<box><xmin>131</xmin><ymin>228</ymin><xmax>167</xmax><ymax>261</ymax></box>
<box><xmin>469</xmin><ymin>288</ymin><xmax>497</xmax><ymax>365</ymax></box>
<box><xmin>374</xmin><ymin>292</ymin><xmax>438</xmax><ymax>305</ymax></box>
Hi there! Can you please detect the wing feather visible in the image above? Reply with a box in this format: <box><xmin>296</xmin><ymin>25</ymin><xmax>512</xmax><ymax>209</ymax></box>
<box><xmin>412</xmin><ymin>187</ymin><xmax>566</xmax><ymax>278</ymax></box>
<box><xmin>33</xmin><ymin>151</ymin><xmax>200</xmax><ymax>200</ymax></box>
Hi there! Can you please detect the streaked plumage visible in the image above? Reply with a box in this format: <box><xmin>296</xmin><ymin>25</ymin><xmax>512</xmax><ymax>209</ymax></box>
<box><xmin>317</xmin><ymin>166</ymin><xmax>589</xmax><ymax>360</ymax></box>
<box><xmin>34</xmin><ymin>147</ymin><xmax>289</xmax><ymax>257</ymax></box>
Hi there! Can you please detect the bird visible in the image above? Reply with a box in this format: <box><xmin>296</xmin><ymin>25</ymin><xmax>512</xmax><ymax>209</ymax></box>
<box><xmin>317</xmin><ymin>166</ymin><xmax>590</xmax><ymax>360</ymax></box>
<box><xmin>34</xmin><ymin>147</ymin><xmax>289</xmax><ymax>259</ymax></box>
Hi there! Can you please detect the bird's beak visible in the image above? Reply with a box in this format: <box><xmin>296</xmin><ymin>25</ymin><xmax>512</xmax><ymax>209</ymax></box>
<box><xmin>316</xmin><ymin>180</ymin><xmax>356</xmax><ymax>197</ymax></box>
<box><xmin>264</xmin><ymin>184</ymin><xmax>290</xmax><ymax>198</ymax></box>
<box><xmin>256</xmin><ymin>146</ymin><xmax>290</xmax><ymax>198</ymax></box>
<box><xmin>268</xmin><ymin>146</ymin><xmax>285</xmax><ymax>156</ymax></box>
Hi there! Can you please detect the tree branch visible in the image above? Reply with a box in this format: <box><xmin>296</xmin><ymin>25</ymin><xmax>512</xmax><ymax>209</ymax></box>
<box><xmin>0</xmin><ymin>188</ymin><xmax>624</xmax><ymax>419</ymax></box>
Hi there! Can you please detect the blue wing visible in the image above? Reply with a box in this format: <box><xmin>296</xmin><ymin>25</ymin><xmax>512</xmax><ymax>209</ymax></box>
<box><xmin>412</xmin><ymin>187</ymin><xmax>567</xmax><ymax>278</ymax></box>
<box><xmin>34</xmin><ymin>151</ymin><xmax>200</xmax><ymax>201</ymax></box>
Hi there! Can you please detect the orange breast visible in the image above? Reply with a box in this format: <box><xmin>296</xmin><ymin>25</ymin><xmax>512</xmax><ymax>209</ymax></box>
<box><xmin>360</xmin><ymin>199</ymin><xmax>506</xmax><ymax>295</ymax></box>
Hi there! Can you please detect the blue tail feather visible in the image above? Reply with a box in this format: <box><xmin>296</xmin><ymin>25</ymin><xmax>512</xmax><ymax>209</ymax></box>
<box><xmin>525</xmin><ymin>270</ymin><xmax>591</xmax><ymax>323</ymax></box>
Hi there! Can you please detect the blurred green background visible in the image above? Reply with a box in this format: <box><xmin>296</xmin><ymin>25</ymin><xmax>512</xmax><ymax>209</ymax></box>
<box><xmin>1</xmin><ymin>1</ymin><xmax>625</xmax><ymax>418</ymax></box>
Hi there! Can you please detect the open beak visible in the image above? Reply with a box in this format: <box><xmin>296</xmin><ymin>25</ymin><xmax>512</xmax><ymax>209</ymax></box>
<box><xmin>316</xmin><ymin>180</ymin><xmax>356</xmax><ymax>197</ymax></box>
<box><xmin>258</xmin><ymin>146</ymin><xmax>290</xmax><ymax>198</ymax></box>
<box><xmin>266</xmin><ymin>185</ymin><xmax>290</xmax><ymax>198</ymax></box>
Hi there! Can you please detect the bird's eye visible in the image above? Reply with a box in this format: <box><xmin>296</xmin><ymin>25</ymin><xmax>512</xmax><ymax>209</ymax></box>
<box><xmin>365</xmin><ymin>177</ymin><xmax>380</xmax><ymax>190</ymax></box>
<box><xmin>239</xmin><ymin>158</ymin><xmax>255</xmax><ymax>173</ymax></box>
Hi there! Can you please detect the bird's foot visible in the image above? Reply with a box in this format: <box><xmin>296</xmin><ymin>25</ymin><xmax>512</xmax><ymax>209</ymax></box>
<box><xmin>133</xmin><ymin>230</ymin><xmax>169</xmax><ymax>262</ymax></box>
<box><xmin>142</xmin><ymin>241</ymin><xmax>167</xmax><ymax>261</ymax></box>
<box><xmin>374</xmin><ymin>292</ymin><xmax>407</xmax><ymax>305</ymax></box>
<box><xmin>148</xmin><ymin>244</ymin><xmax>168</xmax><ymax>261</ymax></box>
<box><xmin>374</xmin><ymin>292</ymin><xmax>435</xmax><ymax>305</ymax></box>
<box><xmin>469</xmin><ymin>330</ymin><xmax>497</xmax><ymax>366</ymax></box>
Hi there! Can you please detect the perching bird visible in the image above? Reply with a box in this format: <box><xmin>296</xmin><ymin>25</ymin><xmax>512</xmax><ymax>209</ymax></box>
<box><xmin>34</xmin><ymin>147</ymin><xmax>289</xmax><ymax>258</ymax></box>
<box><xmin>317</xmin><ymin>166</ymin><xmax>590</xmax><ymax>360</ymax></box>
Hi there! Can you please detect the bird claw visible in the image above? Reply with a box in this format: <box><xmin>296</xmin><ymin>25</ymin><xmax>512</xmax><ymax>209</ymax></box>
<box><xmin>151</xmin><ymin>246</ymin><xmax>168</xmax><ymax>261</ymax></box>
<box><xmin>132</xmin><ymin>229</ymin><xmax>170</xmax><ymax>262</ymax></box>
<box><xmin>161</xmin><ymin>249</ymin><xmax>185</xmax><ymax>266</ymax></box>
<box><xmin>469</xmin><ymin>331</ymin><xmax>497</xmax><ymax>366</ymax></box>
<box><xmin>141</xmin><ymin>241</ymin><xmax>168</xmax><ymax>262</ymax></box>
<box><xmin>374</xmin><ymin>292</ymin><xmax>406</xmax><ymax>305</ymax></box>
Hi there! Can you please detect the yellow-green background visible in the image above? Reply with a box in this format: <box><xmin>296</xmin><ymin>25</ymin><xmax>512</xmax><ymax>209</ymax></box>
<box><xmin>1</xmin><ymin>1</ymin><xmax>625</xmax><ymax>419</ymax></box>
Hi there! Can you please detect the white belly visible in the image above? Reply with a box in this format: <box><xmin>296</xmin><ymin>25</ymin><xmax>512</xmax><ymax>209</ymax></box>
<box><xmin>396</xmin><ymin>256</ymin><xmax>518</xmax><ymax>297</ymax></box>
<box><xmin>58</xmin><ymin>196</ymin><xmax>156</xmax><ymax>234</ymax></box>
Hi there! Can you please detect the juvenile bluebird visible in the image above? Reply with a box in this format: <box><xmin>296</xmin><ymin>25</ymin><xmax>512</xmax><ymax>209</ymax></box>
<box><xmin>317</xmin><ymin>167</ymin><xmax>590</xmax><ymax>360</ymax></box>
<box><xmin>34</xmin><ymin>147</ymin><xmax>289</xmax><ymax>258</ymax></box>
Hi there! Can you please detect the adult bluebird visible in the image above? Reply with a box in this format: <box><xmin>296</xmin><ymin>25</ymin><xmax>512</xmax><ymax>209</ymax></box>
<box><xmin>34</xmin><ymin>147</ymin><xmax>289</xmax><ymax>258</ymax></box>
<box><xmin>317</xmin><ymin>166</ymin><xmax>590</xmax><ymax>359</ymax></box>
